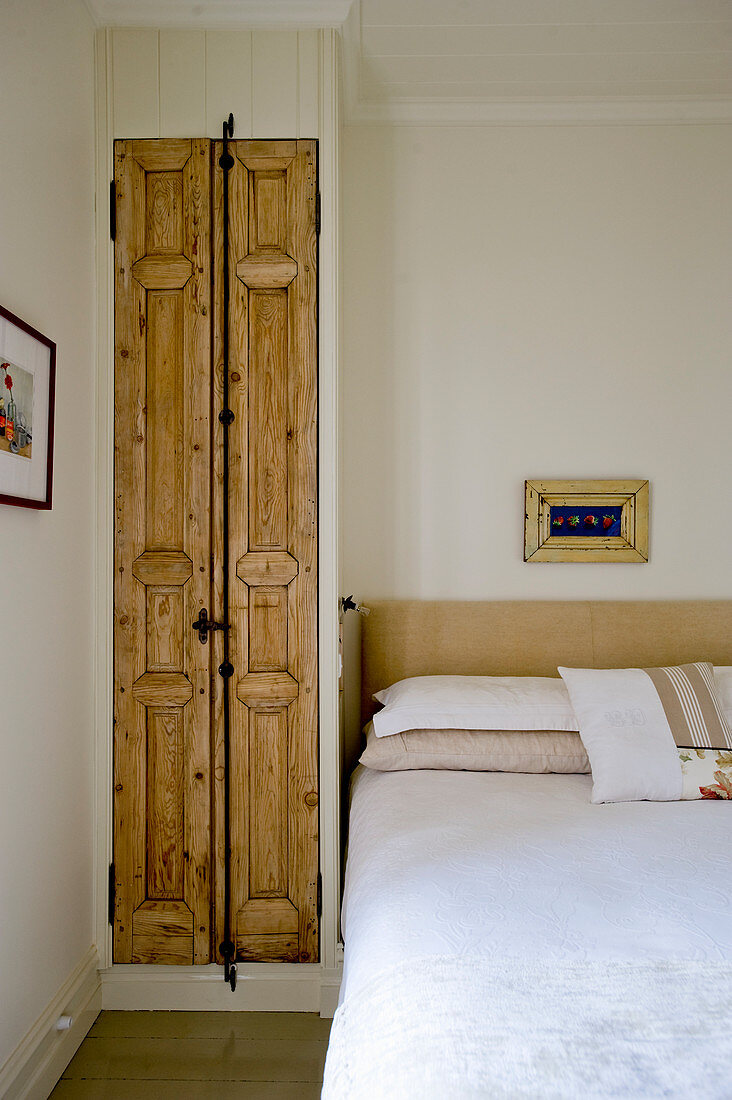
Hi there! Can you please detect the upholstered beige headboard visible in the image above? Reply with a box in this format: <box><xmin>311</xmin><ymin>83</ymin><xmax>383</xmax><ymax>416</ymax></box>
<box><xmin>360</xmin><ymin>600</ymin><xmax>732</xmax><ymax>726</ymax></box>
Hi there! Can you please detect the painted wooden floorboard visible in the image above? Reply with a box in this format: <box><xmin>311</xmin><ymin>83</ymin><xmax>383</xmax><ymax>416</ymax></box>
<box><xmin>51</xmin><ymin>1012</ymin><xmax>331</xmax><ymax>1097</ymax></box>
<box><xmin>51</xmin><ymin>1083</ymin><xmax>323</xmax><ymax>1098</ymax></box>
<box><xmin>89</xmin><ymin>1010</ymin><xmax>332</xmax><ymax>1041</ymax></box>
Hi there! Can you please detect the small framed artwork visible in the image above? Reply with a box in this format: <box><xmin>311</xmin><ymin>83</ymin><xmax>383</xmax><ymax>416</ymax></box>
<box><xmin>524</xmin><ymin>479</ymin><xmax>649</xmax><ymax>563</ymax></box>
<box><xmin>0</xmin><ymin>304</ymin><xmax>56</xmax><ymax>509</ymax></box>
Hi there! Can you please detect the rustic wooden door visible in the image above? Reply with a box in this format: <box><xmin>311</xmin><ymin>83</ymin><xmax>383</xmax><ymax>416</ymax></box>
<box><xmin>113</xmin><ymin>136</ymin><xmax>318</xmax><ymax>967</ymax></box>
<box><xmin>212</xmin><ymin>140</ymin><xmax>319</xmax><ymax>963</ymax></box>
<box><xmin>113</xmin><ymin>139</ymin><xmax>213</xmax><ymax>964</ymax></box>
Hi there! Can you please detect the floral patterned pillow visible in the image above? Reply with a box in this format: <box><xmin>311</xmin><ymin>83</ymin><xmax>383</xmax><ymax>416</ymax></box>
<box><xmin>679</xmin><ymin>747</ymin><xmax>732</xmax><ymax>800</ymax></box>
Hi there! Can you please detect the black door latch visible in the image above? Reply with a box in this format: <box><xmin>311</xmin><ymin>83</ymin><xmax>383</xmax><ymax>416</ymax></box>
<box><xmin>192</xmin><ymin>608</ymin><xmax>228</xmax><ymax>644</ymax></box>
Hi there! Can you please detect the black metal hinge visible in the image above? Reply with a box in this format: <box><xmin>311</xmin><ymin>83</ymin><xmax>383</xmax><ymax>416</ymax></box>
<box><xmin>108</xmin><ymin>863</ymin><xmax>115</xmax><ymax>925</ymax></box>
<box><xmin>109</xmin><ymin>180</ymin><xmax>116</xmax><ymax>241</ymax></box>
<box><xmin>316</xmin><ymin>871</ymin><xmax>322</xmax><ymax>918</ymax></box>
<box><xmin>315</xmin><ymin>191</ymin><xmax>321</xmax><ymax>236</ymax></box>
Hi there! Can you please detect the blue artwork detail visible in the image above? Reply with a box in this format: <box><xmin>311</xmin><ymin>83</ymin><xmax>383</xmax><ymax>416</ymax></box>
<box><xmin>549</xmin><ymin>505</ymin><xmax>622</xmax><ymax>537</ymax></box>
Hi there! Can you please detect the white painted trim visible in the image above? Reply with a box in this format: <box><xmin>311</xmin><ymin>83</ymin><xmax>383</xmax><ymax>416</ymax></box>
<box><xmin>319</xmin><ymin>965</ymin><xmax>343</xmax><ymax>1019</ymax></box>
<box><xmin>317</xmin><ymin>26</ymin><xmax>342</xmax><ymax>976</ymax></box>
<box><xmin>101</xmin><ymin>963</ymin><xmax>341</xmax><ymax>1012</ymax></box>
<box><xmin>340</xmin><ymin>0</ymin><xmax>361</xmax><ymax>125</ymax></box>
<box><xmin>93</xmin><ymin>26</ymin><xmax>115</xmax><ymax>975</ymax></box>
<box><xmin>87</xmin><ymin>0</ymin><xmax>353</xmax><ymax>28</ymax></box>
<box><xmin>0</xmin><ymin>947</ymin><xmax>101</xmax><ymax>1100</ymax></box>
<box><xmin>340</xmin><ymin>2</ymin><xmax>732</xmax><ymax>129</ymax></box>
<box><xmin>347</xmin><ymin>94</ymin><xmax>732</xmax><ymax>127</ymax></box>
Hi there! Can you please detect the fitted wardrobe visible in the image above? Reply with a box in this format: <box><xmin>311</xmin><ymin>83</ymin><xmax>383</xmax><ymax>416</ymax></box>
<box><xmin>111</xmin><ymin>135</ymin><xmax>319</xmax><ymax>974</ymax></box>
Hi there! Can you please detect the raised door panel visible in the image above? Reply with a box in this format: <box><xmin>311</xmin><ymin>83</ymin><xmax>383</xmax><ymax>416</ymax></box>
<box><xmin>213</xmin><ymin>139</ymin><xmax>318</xmax><ymax>964</ymax></box>
<box><xmin>113</xmin><ymin>138</ymin><xmax>212</xmax><ymax>965</ymax></box>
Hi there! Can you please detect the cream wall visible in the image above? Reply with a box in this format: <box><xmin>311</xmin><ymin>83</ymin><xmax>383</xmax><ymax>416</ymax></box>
<box><xmin>0</xmin><ymin>0</ymin><xmax>96</xmax><ymax>1071</ymax></box>
<box><xmin>340</xmin><ymin>122</ymin><xmax>732</xmax><ymax>745</ymax></box>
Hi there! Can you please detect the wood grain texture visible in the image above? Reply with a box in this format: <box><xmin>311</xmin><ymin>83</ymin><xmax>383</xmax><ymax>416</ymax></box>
<box><xmin>132</xmin><ymin>672</ymin><xmax>193</xmax><ymax>707</ymax></box>
<box><xmin>132</xmin><ymin>551</ymin><xmax>193</xmax><ymax>586</ymax></box>
<box><xmin>236</xmin><ymin>256</ymin><xmax>298</xmax><ymax>288</ymax></box>
<box><xmin>147</xmin><ymin>708</ymin><xmax>184</xmax><ymax>898</ymax></box>
<box><xmin>132</xmin><ymin>256</ymin><xmax>193</xmax><ymax>290</ymax></box>
<box><xmin>237</xmin><ymin>550</ymin><xmax>298</xmax><ymax>586</ymax></box>
<box><xmin>114</xmin><ymin>141</ymin><xmax>147</xmax><ymax>963</ymax></box>
<box><xmin>237</xmin><ymin>934</ymin><xmax>299</xmax><ymax>963</ymax></box>
<box><xmin>285</xmin><ymin>142</ymin><xmax>320</xmax><ymax>963</ymax></box>
<box><xmin>146</xmin><ymin>290</ymin><xmax>184</xmax><ymax>548</ymax></box>
<box><xmin>249</xmin><ymin>588</ymin><xmax>288</xmax><ymax>671</ymax></box>
<box><xmin>115</xmin><ymin>136</ymin><xmax>317</xmax><ymax>968</ymax></box>
<box><xmin>212</xmin><ymin>144</ymin><xmax>250</xmax><ymax>964</ymax></box>
<box><xmin>132</xmin><ymin>900</ymin><xmax>194</xmax><ymax>965</ymax></box>
<box><xmin>222</xmin><ymin>140</ymin><xmax>319</xmax><ymax>963</ymax></box>
<box><xmin>182</xmin><ymin>140</ymin><xmax>214</xmax><ymax>965</ymax></box>
<box><xmin>249</xmin><ymin>290</ymin><xmax>288</xmax><ymax>550</ymax></box>
<box><xmin>132</xmin><ymin>140</ymin><xmax>192</xmax><ymax>172</ymax></box>
<box><xmin>147</xmin><ymin>588</ymin><xmax>184</xmax><ymax>672</ymax></box>
<box><xmin>254</xmin><ymin>175</ymin><xmax>286</xmax><ymax>249</ymax></box>
<box><xmin>114</xmin><ymin>139</ymin><xmax>212</xmax><ymax>965</ymax></box>
<box><xmin>238</xmin><ymin>898</ymin><xmax>299</xmax><ymax>934</ymax></box>
<box><xmin>236</xmin><ymin>672</ymin><xmax>299</xmax><ymax>707</ymax></box>
<box><xmin>146</xmin><ymin>173</ymin><xmax>183</xmax><ymax>254</ymax></box>
<box><xmin>249</xmin><ymin>710</ymin><xmax>288</xmax><ymax>896</ymax></box>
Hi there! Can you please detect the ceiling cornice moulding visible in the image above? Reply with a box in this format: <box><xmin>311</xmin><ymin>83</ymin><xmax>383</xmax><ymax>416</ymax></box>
<box><xmin>87</xmin><ymin>0</ymin><xmax>353</xmax><ymax>27</ymax></box>
<box><xmin>347</xmin><ymin>97</ymin><xmax>732</xmax><ymax>128</ymax></box>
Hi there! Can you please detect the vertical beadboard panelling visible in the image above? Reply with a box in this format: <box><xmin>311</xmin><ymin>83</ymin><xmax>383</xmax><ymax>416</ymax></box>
<box><xmin>205</xmin><ymin>31</ymin><xmax>253</xmax><ymax>138</ymax></box>
<box><xmin>252</xmin><ymin>31</ymin><xmax>299</xmax><ymax>137</ymax></box>
<box><xmin>160</xmin><ymin>30</ymin><xmax>206</xmax><ymax>137</ymax></box>
<box><xmin>298</xmin><ymin>31</ymin><xmax>320</xmax><ymax>137</ymax></box>
<box><xmin>112</xmin><ymin>29</ymin><xmax>160</xmax><ymax>137</ymax></box>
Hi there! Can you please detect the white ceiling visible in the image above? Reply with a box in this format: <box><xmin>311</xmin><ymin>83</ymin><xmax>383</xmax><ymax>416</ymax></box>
<box><xmin>346</xmin><ymin>0</ymin><xmax>732</xmax><ymax>122</ymax></box>
<box><xmin>86</xmin><ymin>0</ymin><xmax>732</xmax><ymax>122</ymax></box>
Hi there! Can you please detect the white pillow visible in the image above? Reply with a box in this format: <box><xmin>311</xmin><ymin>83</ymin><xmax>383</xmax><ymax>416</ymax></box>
<box><xmin>372</xmin><ymin>675</ymin><xmax>578</xmax><ymax>739</ymax></box>
<box><xmin>559</xmin><ymin>663</ymin><xmax>732</xmax><ymax>804</ymax></box>
<box><xmin>360</xmin><ymin>723</ymin><xmax>590</xmax><ymax>773</ymax></box>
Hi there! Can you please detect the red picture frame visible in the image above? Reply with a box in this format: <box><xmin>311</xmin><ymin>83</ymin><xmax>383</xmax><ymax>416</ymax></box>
<box><xmin>0</xmin><ymin>303</ymin><xmax>56</xmax><ymax>509</ymax></box>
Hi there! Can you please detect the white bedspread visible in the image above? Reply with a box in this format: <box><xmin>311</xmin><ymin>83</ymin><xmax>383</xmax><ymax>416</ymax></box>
<box><xmin>324</xmin><ymin>768</ymin><xmax>732</xmax><ymax>1098</ymax></box>
<box><xmin>324</xmin><ymin>955</ymin><xmax>732</xmax><ymax>1099</ymax></box>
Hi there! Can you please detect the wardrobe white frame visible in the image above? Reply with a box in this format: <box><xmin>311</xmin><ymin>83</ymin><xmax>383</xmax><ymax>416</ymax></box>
<box><xmin>93</xmin><ymin>27</ymin><xmax>342</xmax><ymax>1013</ymax></box>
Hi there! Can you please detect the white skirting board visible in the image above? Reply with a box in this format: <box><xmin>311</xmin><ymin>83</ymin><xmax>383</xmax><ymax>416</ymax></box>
<box><xmin>101</xmin><ymin>962</ymin><xmax>343</xmax><ymax>1017</ymax></box>
<box><xmin>0</xmin><ymin>946</ymin><xmax>101</xmax><ymax>1100</ymax></box>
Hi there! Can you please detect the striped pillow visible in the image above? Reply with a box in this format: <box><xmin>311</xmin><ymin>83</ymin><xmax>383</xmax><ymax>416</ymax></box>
<box><xmin>558</xmin><ymin>663</ymin><xmax>732</xmax><ymax>804</ymax></box>
<box><xmin>644</xmin><ymin>663</ymin><xmax>732</xmax><ymax>750</ymax></box>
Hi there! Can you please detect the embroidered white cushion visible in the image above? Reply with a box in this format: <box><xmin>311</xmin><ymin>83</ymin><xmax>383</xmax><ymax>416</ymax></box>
<box><xmin>372</xmin><ymin>675</ymin><xmax>578</xmax><ymax>739</ymax></box>
<box><xmin>558</xmin><ymin>663</ymin><xmax>732</xmax><ymax>804</ymax></box>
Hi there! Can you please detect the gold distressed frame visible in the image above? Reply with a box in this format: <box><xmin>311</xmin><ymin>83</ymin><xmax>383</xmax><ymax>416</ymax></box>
<box><xmin>524</xmin><ymin>479</ymin><xmax>649</xmax><ymax>563</ymax></box>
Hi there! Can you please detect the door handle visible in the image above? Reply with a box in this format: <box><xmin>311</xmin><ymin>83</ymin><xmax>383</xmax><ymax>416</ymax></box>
<box><xmin>192</xmin><ymin>608</ymin><xmax>228</xmax><ymax>644</ymax></box>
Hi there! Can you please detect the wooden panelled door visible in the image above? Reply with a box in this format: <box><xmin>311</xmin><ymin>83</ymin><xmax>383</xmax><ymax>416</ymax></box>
<box><xmin>113</xmin><ymin>138</ymin><xmax>318</xmax><ymax>966</ymax></box>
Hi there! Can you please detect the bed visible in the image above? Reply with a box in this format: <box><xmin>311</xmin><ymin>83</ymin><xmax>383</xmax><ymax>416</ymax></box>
<box><xmin>323</xmin><ymin>601</ymin><xmax>732</xmax><ymax>1099</ymax></box>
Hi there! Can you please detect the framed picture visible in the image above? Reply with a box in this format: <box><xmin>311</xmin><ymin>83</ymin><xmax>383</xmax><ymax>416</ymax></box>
<box><xmin>524</xmin><ymin>479</ymin><xmax>649</xmax><ymax>563</ymax></box>
<box><xmin>0</xmin><ymin>304</ymin><xmax>56</xmax><ymax>509</ymax></box>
